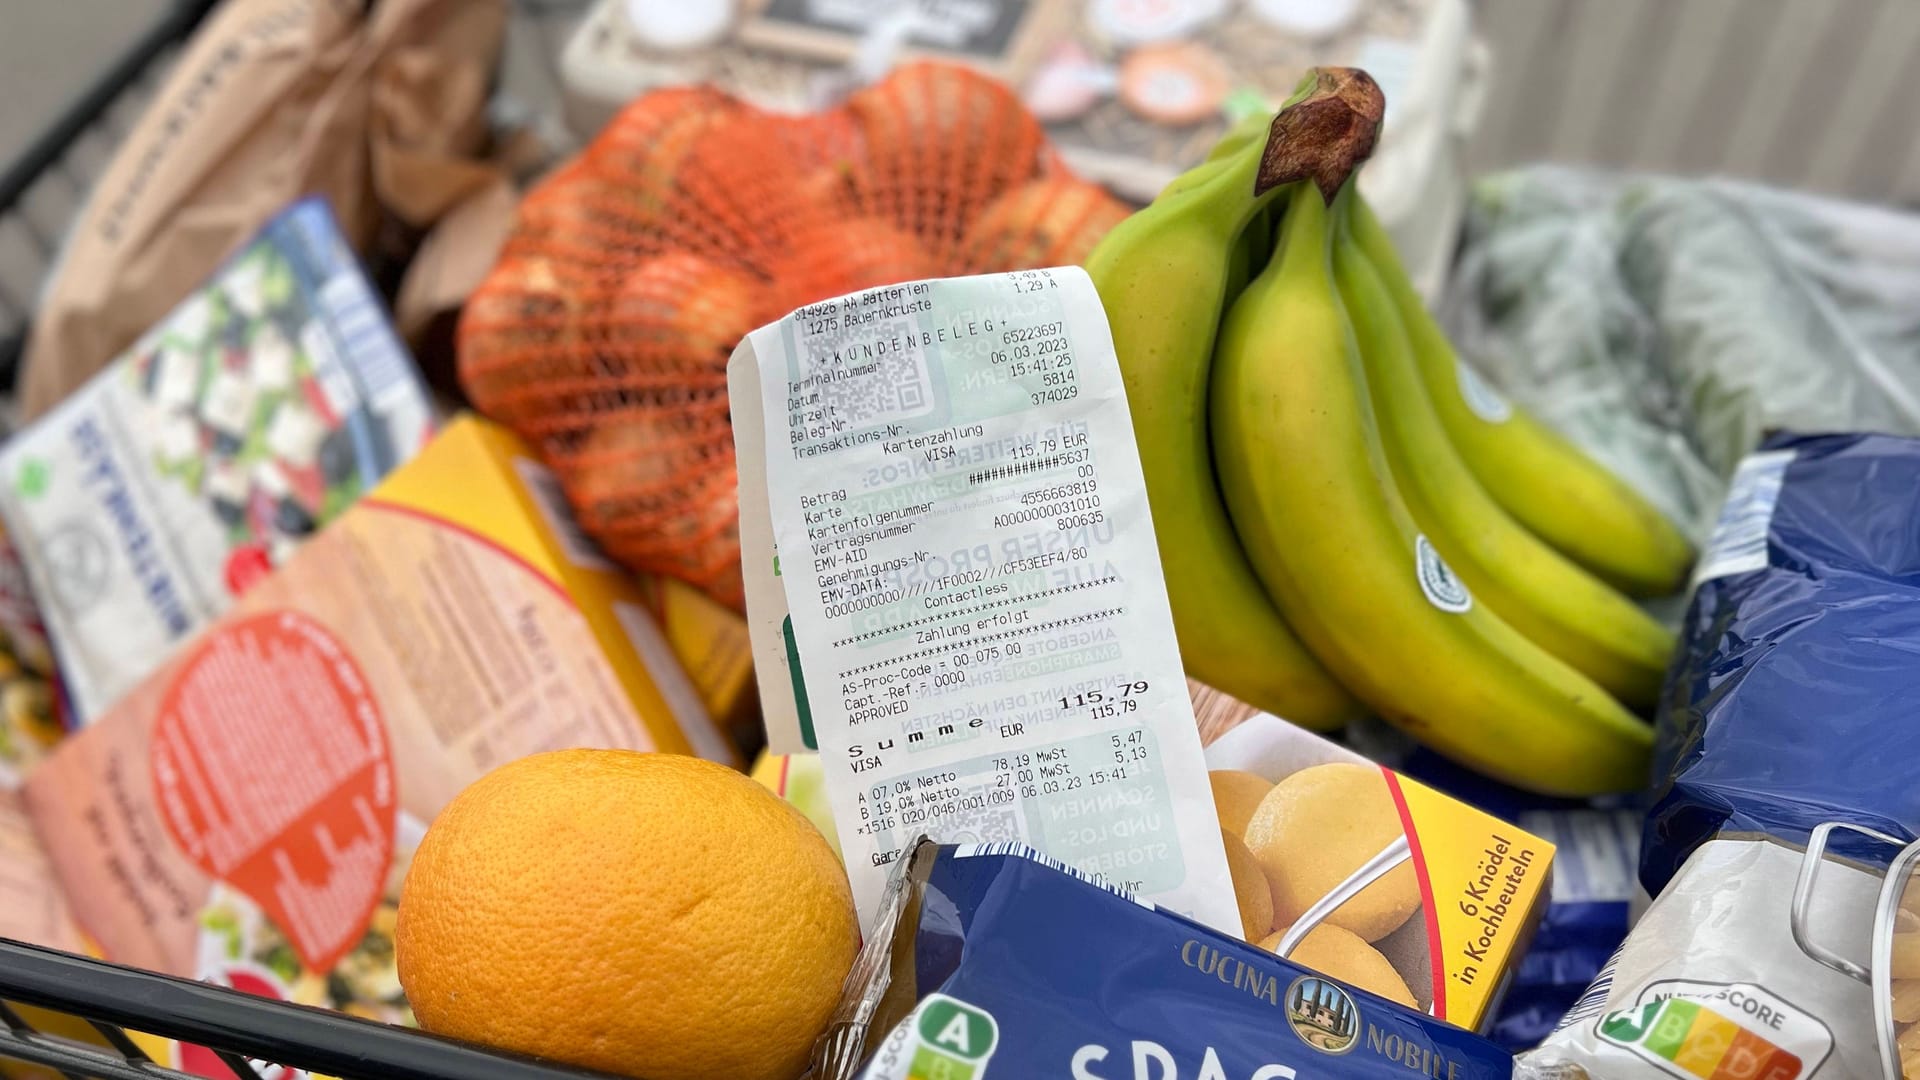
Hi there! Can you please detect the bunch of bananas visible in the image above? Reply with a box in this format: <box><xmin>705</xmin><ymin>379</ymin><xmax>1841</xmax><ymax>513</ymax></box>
<box><xmin>1086</xmin><ymin>69</ymin><xmax>1694</xmax><ymax>796</ymax></box>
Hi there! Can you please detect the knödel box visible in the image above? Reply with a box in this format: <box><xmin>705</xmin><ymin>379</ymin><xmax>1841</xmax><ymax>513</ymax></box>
<box><xmin>1193</xmin><ymin>682</ymin><xmax>1552</xmax><ymax>1034</ymax></box>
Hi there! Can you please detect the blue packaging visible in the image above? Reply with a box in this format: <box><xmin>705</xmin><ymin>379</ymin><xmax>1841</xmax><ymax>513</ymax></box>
<box><xmin>822</xmin><ymin>840</ymin><xmax>1514</xmax><ymax>1080</ymax></box>
<box><xmin>1528</xmin><ymin>432</ymin><xmax>1920</xmax><ymax>1080</ymax></box>
<box><xmin>1643</xmin><ymin>432</ymin><xmax>1920</xmax><ymax>893</ymax></box>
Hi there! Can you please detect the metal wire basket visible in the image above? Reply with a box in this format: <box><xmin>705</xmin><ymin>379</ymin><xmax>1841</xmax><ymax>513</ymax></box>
<box><xmin>0</xmin><ymin>938</ymin><xmax>635</xmax><ymax>1080</ymax></box>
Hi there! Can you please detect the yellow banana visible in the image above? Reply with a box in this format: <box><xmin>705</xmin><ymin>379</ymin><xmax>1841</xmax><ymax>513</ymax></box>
<box><xmin>1085</xmin><ymin>85</ymin><xmax>1361</xmax><ymax>730</ymax></box>
<box><xmin>1346</xmin><ymin>195</ymin><xmax>1695</xmax><ymax>596</ymax></box>
<box><xmin>1331</xmin><ymin>206</ymin><xmax>1675</xmax><ymax>708</ymax></box>
<box><xmin>1210</xmin><ymin>180</ymin><xmax>1652</xmax><ymax>795</ymax></box>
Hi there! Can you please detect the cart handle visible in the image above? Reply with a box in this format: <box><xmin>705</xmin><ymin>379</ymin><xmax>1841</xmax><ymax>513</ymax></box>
<box><xmin>0</xmin><ymin>938</ymin><xmax>634</xmax><ymax>1080</ymax></box>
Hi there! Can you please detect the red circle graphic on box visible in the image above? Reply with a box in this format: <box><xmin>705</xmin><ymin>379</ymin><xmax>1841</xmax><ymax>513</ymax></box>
<box><xmin>151</xmin><ymin>611</ymin><xmax>396</xmax><ymax>975</ymax></box>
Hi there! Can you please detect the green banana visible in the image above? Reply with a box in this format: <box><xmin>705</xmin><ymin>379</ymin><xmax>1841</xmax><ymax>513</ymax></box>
<box><xmin>1331</xmin><ymin>206</ymin><xmax>1675</xmax><ymax>708</ymax></box>
<box><xmin>1346</xmin><ymin>196</ymin><xmax>1695</xmax><ymax>597</ymax></box>
<box><xmin>1157</xmin><ymin>112</ymin><xmax>1275</xmax><ymax>202</ymax></box>
<box><xmin>1206</xmin><ymin>113</ymin><xmax>1274</xmax><ymax>162</ymax></box>
<box><xmin>1085</xmin><ymin>93</ymin><xmax>1360</xmax><ymax>730</ymax></box>
<box><xmin>1210</xmin><ymin>180</ymin><xmax>1652</xmax><ymax>795</ymax></box>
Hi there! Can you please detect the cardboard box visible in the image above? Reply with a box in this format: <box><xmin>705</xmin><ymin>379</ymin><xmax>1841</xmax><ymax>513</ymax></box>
<box><xmin>634</xmin><ymin>574</ymin><xmax>758</xmax><ymax>742</ymax></box>
<box><xmin>1193</xmin><ymin>681</ymin><xmax>1551</xmax><ymax>1033</ymax></box>
<box><xmin>13</xmin><ymin>416</ymin><xmax>733</xmax><ymax>1045</ymax></box>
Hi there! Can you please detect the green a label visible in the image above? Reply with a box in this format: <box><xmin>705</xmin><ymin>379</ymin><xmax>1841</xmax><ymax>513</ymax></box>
<box><xmin>907</xmin><ymin>995</ymin><xmax>998</xmax><ymax>1080</ymax></box>
<box><xmin>1600</xmin><ymin>1001</ymin><xmax>1663</xmax><ymax>1044</ymax></box>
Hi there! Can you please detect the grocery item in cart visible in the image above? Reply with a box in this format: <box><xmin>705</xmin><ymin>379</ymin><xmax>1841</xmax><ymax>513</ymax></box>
<box><xmin>18</xmin><ymin>0</ymin><xmax>505</xmax><ymax>419</ymax></box>
<box><xmin>459</xmin><ymin>63</ymin><xmax>1130</xmax><ymax>611</ymax></box>
<box><xmin>395</xmin><ymin>750</ymin><xmax>856</xmax><ymax>1080</ymax></box>
<box><xmin>14</xmin><ymin>415</ymin><xmax>729</xmax><ymax>1074</ymax></box>
<box><xmin>1528</xmin><ymin>433</ymin><xmax>1920</xmax><ymax>1080</ymax></box>
<box><xmin>0</xmin><ymin>528</ymin><xmax>59</xmax><ymax>785</ymax></box>
<box><xmin>814</xmin><ymin>839</ymin><xmax>1517</xmax><ymax>1080</ymax></box>
<box><xmin>557</xmin><ymin>0</ymin><xmax>1478</xmax><ymax>296</ymax></box>
<box><xmin>1198</xmin><ymin>685</ymin><xmax>1555</xmax><ymax>1033</ymax></box>
<box><xmin>0</xmin><ymin>200</ymin><xmax>435</xmax><ymax>724</ymax></box>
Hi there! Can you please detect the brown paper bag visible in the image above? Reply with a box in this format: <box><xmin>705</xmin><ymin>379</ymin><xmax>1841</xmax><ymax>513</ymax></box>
<box><xmin>19</xmin><ymin>0</ymin><xmax>506</xmax><ymax>420</ymax></box>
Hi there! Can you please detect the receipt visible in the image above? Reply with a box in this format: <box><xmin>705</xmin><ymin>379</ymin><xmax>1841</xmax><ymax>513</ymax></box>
<box><xmin>729</xmin><ymin>268</ymin><xmax>1237</xmax><ymax>933</ymax></box>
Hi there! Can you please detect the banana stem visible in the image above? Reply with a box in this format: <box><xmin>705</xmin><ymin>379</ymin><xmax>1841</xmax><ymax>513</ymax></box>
<box><xmin>1183</xmin><ymin>135</ymin><xmax>1289</xmax><ymax>243</ymax></box>
<box><xmin>1256</xmin><ymin>68</ymin><xmax>1386</xmax><ymax>202</ymax></box>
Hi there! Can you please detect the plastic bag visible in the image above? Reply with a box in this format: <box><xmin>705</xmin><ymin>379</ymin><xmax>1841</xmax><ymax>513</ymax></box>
<box><xmin>816</xmin><ymin>839</ymin><xmax>1517</xmax><ymax>1080</ymax></box>
<box><xmin>1528</xmin><ymin>432</ymin><xmax>1920</xmax><ymax>1080</ymax></box>
<box><xmin>1444</xmin><ymin>167</ymin><xmax>1920</xmax><ymax>541</ymax></box>
<box><xmin>459</xmin><ymin>64</ymin><xmax>1128</xmax><ymax>608</ymax></box>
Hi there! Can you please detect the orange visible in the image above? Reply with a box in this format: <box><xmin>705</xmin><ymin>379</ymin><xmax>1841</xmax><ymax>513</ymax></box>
<box><xmin>396</xmin><ymin>750</ymin><xmax>857</xmax><ymax>1080</ymax></box>
<box><xmin>957</xmin><ymin>178</ymin><xmax>1131</xmax><ymax>274</ymax></box>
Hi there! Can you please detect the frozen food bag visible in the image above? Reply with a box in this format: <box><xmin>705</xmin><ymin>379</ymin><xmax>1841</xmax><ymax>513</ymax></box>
<box><xmin>815</xmin><ymin>838</ymin><xmax>1517</xmax><ymax>1080</ymax></box>
<box><xmin>1528</xmin><ymin>432</ymin><xmax>1920</xmax><ymax>1080</ymax></box>
<box><xmin>0</xmin><ymin>198</ymin><xmax>435</xmax><ymax>723</ymax></box>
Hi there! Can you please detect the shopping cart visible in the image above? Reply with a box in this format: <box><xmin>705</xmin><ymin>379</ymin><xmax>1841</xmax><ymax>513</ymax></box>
<box><xmin>0</xmin><ymin>938</ymin><xmax>636</xmax><ymax>1080</ymax></box>
<box><xmin>0</xmin><ymin>5</ymin><xmax>638</xmax><ymax>1079</ymax></box>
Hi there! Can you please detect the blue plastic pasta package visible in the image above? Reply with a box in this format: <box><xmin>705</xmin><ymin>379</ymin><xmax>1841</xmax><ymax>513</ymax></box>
<box><xmin>815</xmin><ymin>838</ymin><xmax>1516</xmax><ymax>1080</ymax></box>
<box><xmin>1528</xmin><ymin>433</ymin><xmax>1920</xmax><ymax>1080</ymax></box>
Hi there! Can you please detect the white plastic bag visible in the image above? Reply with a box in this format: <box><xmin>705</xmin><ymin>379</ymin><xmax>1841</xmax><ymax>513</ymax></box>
<box><xmin>1443</xmin><ymin>166</ymin><xmax>1920</xmax><ymax>542</ymax></box>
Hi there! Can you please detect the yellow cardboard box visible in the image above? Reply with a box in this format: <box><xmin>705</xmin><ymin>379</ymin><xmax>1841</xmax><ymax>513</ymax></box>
<box><xmin>634</xmin><ymin>574</ymin><xmax>757</xmax><ymax>742</ymax></box>
<box><xmin>1192</xmin><ymin>681</ymin><xmax>1552</xmax><ymax>1033</ymax></box>
<box><xmin>371</xmin><ymin>415</ymin><xmax>738</xmax><ymax>763</ymax></box>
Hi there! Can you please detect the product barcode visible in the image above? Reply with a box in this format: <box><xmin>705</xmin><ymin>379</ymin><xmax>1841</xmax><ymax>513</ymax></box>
<box><xmin>954</xmin><ymin>842</ymin><xmax>1150</xmax><ymax>906</ymax></box>
<box><xmin>1694</xmin><ymin>449</ymin><xmax>1796</xmax><ymax>586</ymax></box>
<box><xmin>320</xmin><ymin>273</ymin><xmax>417</xmax><ymax>413</ymax></box>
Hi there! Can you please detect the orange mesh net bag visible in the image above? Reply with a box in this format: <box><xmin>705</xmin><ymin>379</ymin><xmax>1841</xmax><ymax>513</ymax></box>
<box><xmin>459</xmin><ymin>63</ymin><xmax>1130</xmax><ymax>609</ymax></box>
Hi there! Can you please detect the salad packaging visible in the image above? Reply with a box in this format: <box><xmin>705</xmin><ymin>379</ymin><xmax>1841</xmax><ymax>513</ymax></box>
<box><xmin>0</xmin><ymin>199</ymin><xmax>435</xmax><ymax>723</ymax></box>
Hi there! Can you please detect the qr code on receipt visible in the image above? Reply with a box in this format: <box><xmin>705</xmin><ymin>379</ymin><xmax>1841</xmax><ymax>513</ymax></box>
<box><xmin>800</xmin><ymin>313</ymin><xmax>936</xmax><ymax>431</ymax></box>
